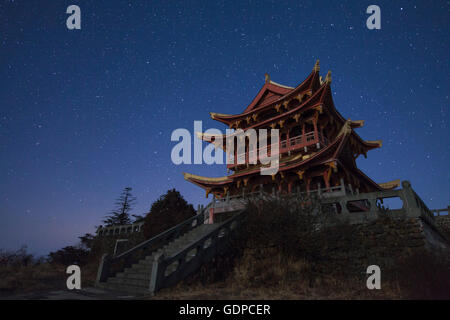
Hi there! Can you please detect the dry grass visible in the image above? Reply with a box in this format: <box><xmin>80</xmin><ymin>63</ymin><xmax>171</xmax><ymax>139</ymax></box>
<box><xmin>154</xmin><ymin>199</ymin><xmax>450</xmax><ymax>300</ymax></box>
<box><xmin>0</xmin><ymin>263</ymin><xmax>66</xmax><ymax>296</ymax></box>
<box><xmin>0</xmin><ymin>262</ymin><xmax>98</xmax><ymax>297</ymax></box>
<box><xmin>155</xmin><ymin>250</ymin><xmax>404</xmax><ymax>300</ymax></box>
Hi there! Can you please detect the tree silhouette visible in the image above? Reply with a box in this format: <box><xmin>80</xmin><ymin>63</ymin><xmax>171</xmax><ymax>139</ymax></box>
<box><xmin>48</xmin><ymin>246</ymin><xmax>89</xmax><ymax>266</ymax></box>
<box><xmin>142</xmin><ymin>189</ymin><xmax>196</xmax><ymax>239</ymax></box>
<box><xmin>103</xmin><ymin>187</ymin><xmax>136</xmax><ymax>226</ymax></box>
<box><xmin>78</xmin><ymin>233</ymin><xmax>95</xmax><ymax>250</ymax></box>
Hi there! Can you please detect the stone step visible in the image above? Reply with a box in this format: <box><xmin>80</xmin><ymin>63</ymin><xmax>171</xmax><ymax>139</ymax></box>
<box><xmin>98</xmin><ymin>219</ymin><xmax>230</xmax><ymax>294</ymax></box>
<box><xmin>125</xmin><ymin>265</ymin><xmax>151</xmax><ymax>273</ymax></box>
<box><xmin>121</xmin><ymin>264</ymin><xmax>153</xmax><ymax>276</ymax></box>
<box><xmin>134</xmin><ymin>260</ymin><xmax>153</xmax><ymax>267</ymax></box>
<box><xmin>126</xmin><ymin>262</ymin><xmax>150</xmax><ymax>270</ymax></box>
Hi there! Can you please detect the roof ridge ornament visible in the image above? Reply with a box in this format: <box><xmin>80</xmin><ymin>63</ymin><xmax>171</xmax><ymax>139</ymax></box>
<box><xmin>210</xmin><ymin>112</ymin><xmax>233</xmax><ymax>120</ymax></box>
<box><xmin>336</xmin><ymin>118</ymin><xmax>353</xmax><ymax>138</ymax></box>
<box><xmin>325</xmin><ymin>70</ymin><xmax>332</xmax><ymax>84</ymax></box>
<box><xmin>314</xmin><ymin>60</ymin><xmax>320</xmax><ymax>72</ymax></box>
<box><xmin>366</xmin><ymin>140</ymin><xmax>383</xmax><ymax>148</ymax></box>
<box><xmin>378</xmin><ymin>179</ymin><xmax>400</xmax><ymax>189</ymax></box>
<box><xmin>265</xmin><ymin>73</ymin><xmax>270</xmax><ymax>83</ymax></box>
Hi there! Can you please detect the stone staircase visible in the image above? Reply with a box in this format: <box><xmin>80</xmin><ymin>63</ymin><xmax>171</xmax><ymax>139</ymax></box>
<box><xmin>97</xmin><ymin>223</ymin><xmax>219</xmax><ymax>294</ymax></box>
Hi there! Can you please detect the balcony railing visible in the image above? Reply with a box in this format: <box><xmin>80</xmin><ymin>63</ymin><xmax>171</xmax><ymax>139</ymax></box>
<box><xmin>227</xmin><ymin>131</ymin><xmax>328</xmax><ymax>168</ymax></box>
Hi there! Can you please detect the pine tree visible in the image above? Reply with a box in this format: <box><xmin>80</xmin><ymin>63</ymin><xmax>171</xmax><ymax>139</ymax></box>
<box><xmin>103</xmin><ymin>187</ymin><xmax>136</xmax><ymax>226</ymax></box>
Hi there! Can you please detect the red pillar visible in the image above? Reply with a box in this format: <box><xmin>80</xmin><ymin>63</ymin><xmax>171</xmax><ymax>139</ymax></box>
<box><xmin>323</xmin><ymin>171</ymin><xmax>330</xmax><ymax>191</ymax></box>
<box><xmin>313</xmin><ymin>118</ymin><xmax>318</xmax><ymax>141</ymax></box>
<box><xmin>301</xmin><ymin>123</ymin><xmax>306</xmax><ymax>147</ymax></box>
<box><xmin>286</xmin><ymin>129</ymin><xmax>290</xmax><ymax>147</ymax></box>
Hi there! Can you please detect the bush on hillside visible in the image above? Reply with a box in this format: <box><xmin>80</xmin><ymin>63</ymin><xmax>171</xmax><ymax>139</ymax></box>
<box><xmin>48</xmin><ymin>245</ymin><xmax>90</xmax><ymax>266</ymax></box>
<box><xmin>142</xmin><ymin>189</ymin><xmax>196</xmax><ymax>239</ymax></box>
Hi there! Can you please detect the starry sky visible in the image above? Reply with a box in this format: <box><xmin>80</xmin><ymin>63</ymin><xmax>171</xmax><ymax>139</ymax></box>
<box><xmin>1</xmin><ymin>0</ymin><xmax>449</xmax><ymax>256</ymax></box>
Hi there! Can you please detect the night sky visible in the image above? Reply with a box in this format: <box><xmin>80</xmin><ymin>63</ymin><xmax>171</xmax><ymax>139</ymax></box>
<box><xmin>1</xmin><ymin>1</ymin><xmax>449</xmax><ymax>256</ymax></box>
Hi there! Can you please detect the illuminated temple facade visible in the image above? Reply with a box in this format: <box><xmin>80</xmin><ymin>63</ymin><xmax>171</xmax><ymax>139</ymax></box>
<box><xmin>183</xmin><ymin>61</ymin><xmax>399</xmax><ymax>200</ymax></box>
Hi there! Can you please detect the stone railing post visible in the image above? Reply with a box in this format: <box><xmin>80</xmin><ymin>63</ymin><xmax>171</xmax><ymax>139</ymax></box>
<box><xmin>96</xmin><ymin>253</ymin><xmax>110</xmax><ymax>284</ymax></box>
<box><xmin>149</xmin><ymin>252</ymin><xmax>165</xmax><ymax>295</ymax></box>
<box><xmin>340</xmin><ymin>200</ymin><xmax>350</xmax><ymax>214</ymax></box>
<box><xmin>367</xmin><ymin>197</ymin><xmax>378</xmax><ymax>212</ymax></box>
<box><xmin>340</xmin><ymin>178</ymin><xmax>345</xmax><ymax>194</ymax></box>
<box><xmin>400</xmin><ymin>180</ymin><xmax>422</xmax><ymax>218</ymax></box>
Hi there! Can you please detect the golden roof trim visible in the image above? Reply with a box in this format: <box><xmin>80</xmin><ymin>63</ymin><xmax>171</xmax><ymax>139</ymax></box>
<box><xmin>314</xmin><ymin>59</ymin><xmax>320</xmax><ymax>72</ymax></box>
<box><xmin>268</xmin><ymin>80</ymin><xmax>295</xmax><ymax>89</ymax></box>
<box><xmin>378</xmin><ymin>179</ymin><xmax>400</xmax><ymax>189</ymax></box>
<box><xmin>325</xmin><ymin>70</ymin><xmax>332</xmax><ymax>84</ymax></box>
<box><xmin>183</xmin><ymin>172</ymin><xmax>231</xmax><ymax>183</ymax></box>
<box><xmin>336</xmin><ymin>119</ymin><xmax>353</xmax><ymax>138</ymax></box>
<box><xmin>210</xmin><ymin>112</ymin><xmax>233</xmax><ymax>119</ymax></box>
<box><xmin>350</xmin><ymin>120</ymin><xmax>365</xmax><ymax>128</ymax></box>
<box><xmin>366</xmin><ymin>140</ymin><xmax>383</xmax><ymax>147</ymax></box>
<box><xmin>195</xmin><ymin>132</ymin><xmax>227</xmax><ymax>150</ymax></box>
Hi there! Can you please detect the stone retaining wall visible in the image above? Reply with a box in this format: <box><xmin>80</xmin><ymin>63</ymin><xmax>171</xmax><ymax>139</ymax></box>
<box><xmin>435</xmin><ymin>215</ymin><xmax>450</xmax><ymax>239</ymax></box>
<box><xmin>314</xmin><ymin>215</ymin><xmax>447</xmax><ymax>275</ymax></box>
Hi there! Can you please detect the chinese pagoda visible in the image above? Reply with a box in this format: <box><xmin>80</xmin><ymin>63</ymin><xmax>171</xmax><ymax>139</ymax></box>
<box><xmin>183</xmin><ymin>60</ymin><xmax>399</xmax><ymax>202</ymax></box>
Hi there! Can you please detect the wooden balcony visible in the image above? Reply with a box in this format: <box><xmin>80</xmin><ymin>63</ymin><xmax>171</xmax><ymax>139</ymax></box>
<box><xmin>227</xmin><ymin>131</ymin><xmax>329</xmax><ymax>169</ymax></box>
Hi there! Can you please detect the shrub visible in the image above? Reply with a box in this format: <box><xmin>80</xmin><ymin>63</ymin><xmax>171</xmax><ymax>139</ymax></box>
<box><xmin>0</xmin><ymin>246</ymin><xmax>34</xmax><ymax>267</ymax></box>
<box><xmin>48</xmin><ymin>246</ymin><xmax>90</xmax><ymax>266</ymax></box>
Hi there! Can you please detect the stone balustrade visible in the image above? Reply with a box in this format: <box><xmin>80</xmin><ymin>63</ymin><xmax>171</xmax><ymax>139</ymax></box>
<box><xmin>97</xmin><ymin>221</ymin><xmax>145</xmax><ymax>237</ymax></box>
<box><xmin>432</xmin><ymin>206</ymin><xmax>450</xmax><ymax>216</ymax></box>
<box><xmin>96</xmin><ymin>179</ymin><xmax>448</xmax><ymax>294</ymax></box>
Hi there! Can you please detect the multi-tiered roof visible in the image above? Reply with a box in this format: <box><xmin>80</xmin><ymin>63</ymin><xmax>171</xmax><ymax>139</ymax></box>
<box><xmin>184</xmin><ymin>61</ymin><xmax>399</xmax><ymax>199</ymax></box>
